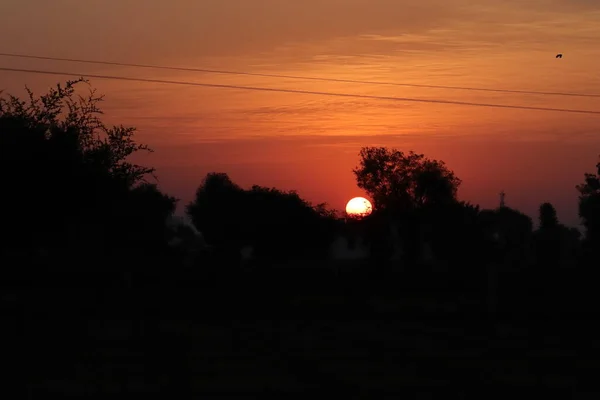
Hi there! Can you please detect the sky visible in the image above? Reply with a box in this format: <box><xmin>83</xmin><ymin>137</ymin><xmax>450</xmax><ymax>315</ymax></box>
<box><xmin>1</xmin><ymin>0</ymin><xmax>600</xmax><ymax>227</ymax></box>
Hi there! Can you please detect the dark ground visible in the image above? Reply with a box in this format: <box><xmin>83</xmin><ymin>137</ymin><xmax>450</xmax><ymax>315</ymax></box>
<box><xmin>4</xmin><ymin>262</ymin><xmax>599</xmax><ymax>398</ymax></box>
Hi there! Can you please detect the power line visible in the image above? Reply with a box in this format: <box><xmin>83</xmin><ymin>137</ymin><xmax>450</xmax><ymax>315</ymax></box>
<box><xmin>1</xmin><ymin>66</ymin><xmax>600</xmax><ymax>115</ymax></box>
<box><xmin>1</xmin><ymin>52</ymin><xmax>599</xmax><ymax>99</ymax></box>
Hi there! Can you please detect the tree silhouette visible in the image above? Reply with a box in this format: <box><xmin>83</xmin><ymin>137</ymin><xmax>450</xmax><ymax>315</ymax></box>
<box><xmin>539</xmin><ymin>202</ymin><xmax>559</xmax><ymax>230</ymax></box>
<box><xmin>479</xmin><ymin>207</ymin><xmax>533</xmax><ymax>267</ymax></box>
<box><xmin>353</xmin><ymin>147</ymin><xmax>461</xmax><ymax>213</ymax></box>
<box><xmin>533</xmin><ymin>202</ymin><xmax>581</xmax><ymax>269</ymax></box>
<box><xmin>186</xmin><ymin>173</ymin><xmax>339</xmax><ymax>264</ymax></box>
<box><xmin>352</xmin><ymin>147</ymin><xmax>463</xmax><ymax>267</ymax></box>
<box><xmin>244</xmin><ymin>185</ymin><xmax>338</xmax><ymax>260</ymax></box>
<box><xmin>120</xmin><ymin>183</ymin><xmax>178</xmax><ymax>248</ymax></box>
<box><xmin>186</xmin><ymin>172</ymin><xmax>246</xmax><ymax>254</ymax></box>
<box><xmin>1</xmin><ymin>80</ymin><xmax>186</xmax><ymax>396</ymax></box>
<box><xmin>0</xmin><ymin>80</ymin><xmax>155</xmax><ymax>185</ymax></box>
<box><xmin>534</xmin><ymin>203</ymin><xmax>562</xmax><ymax>268</ymax></box>
<box><xmin>0</xmin><ymin>79</ymin><xmax>176</xmax><ymax>272</ymax></box>
<box><xmin>576</xmin><ymin>155</ymin><xmax>600</xmax><ymax>247</ymax></box>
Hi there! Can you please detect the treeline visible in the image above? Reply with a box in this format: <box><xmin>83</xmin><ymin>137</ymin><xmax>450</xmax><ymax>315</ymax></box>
<box><xmin>1</xmin><ymin>80</ymin><xmax>599</xmax><ymax>280</ymax></box>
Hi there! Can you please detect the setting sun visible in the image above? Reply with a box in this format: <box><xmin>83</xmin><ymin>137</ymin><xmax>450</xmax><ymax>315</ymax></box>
<box><xmin>345</xmin><ymin>197</ymin><xmax>373</xmax><ymax>217</ymax></box>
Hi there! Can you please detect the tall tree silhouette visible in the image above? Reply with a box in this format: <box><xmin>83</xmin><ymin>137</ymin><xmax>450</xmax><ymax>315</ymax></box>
<box><xmin>186</xmin><ymin>172</ymin><xmax>246</xmax><ymax>253</ymax></box>
<box><xmin>534</xmin><ymin>203</ymin><xmax>562</xmax><ymax>268</ymax></box>
<box><xmin>539</xmin><ymin>202</ymin><xmax>559</xmax><ymax>230</ymax></box>
<box><xmin>1</xmin><ymin>79</ymin><xmax>184</xmax><ymax>397</ymax></box>
<box><xmin>534</xmin><ymin>202</ymin><xmax>580</xmax><ymax>269</ymax></box>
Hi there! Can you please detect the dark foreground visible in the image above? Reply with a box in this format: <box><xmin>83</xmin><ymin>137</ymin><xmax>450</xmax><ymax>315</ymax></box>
<box><xmin>4</xmin><ymin>262</ymin><xmax>599</xmax><ymax>398</ymax></box>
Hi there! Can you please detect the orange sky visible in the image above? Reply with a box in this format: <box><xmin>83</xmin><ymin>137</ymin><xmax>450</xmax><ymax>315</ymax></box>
<box><xmin>1</xmin><ymin>0</ymin><xmax>600</xmax><ymax>227</ymax></box>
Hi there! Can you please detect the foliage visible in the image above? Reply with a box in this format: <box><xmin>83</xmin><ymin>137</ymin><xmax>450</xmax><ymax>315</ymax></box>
<box><xmin>186</xmin><ymin>173</ymin><xmax>340</xmax><ymax>261</ymax></box>
<box><xmin>539</xmin><ymin>202</ymin><xmax>559</xmax><ymax>230</ymax></box>
<box><xmin>353</xmin><ymin>146</ymin><xmax>462</xmax><ymax>213</ymax></box>
<box><xmin>0</xmin><ymin>79</ymin><xmax>175</xmax><ymax>266</ymax></box>
<box><xmin>576</xmin><ymin>156</ymin><xmax>600</xmax><ymax>243</ymax></box>
<box><xmin>533</xmin><ymin>202</ymin><xmax>581</xmax><ymax>268</ymax></box>
<box><xmin>478</xmin><ymin>206</ymin><xmax>534</xmax><ymax>266</ymax></box>
<box><xmin>0</xmin><ymin>78</ymin><xmax>155</xmax><ymax>187</ymax></box>
<box><xmin>185</xmin><ymin>172</ymin><xmax>246</xmax><ymax>249</ymax></box>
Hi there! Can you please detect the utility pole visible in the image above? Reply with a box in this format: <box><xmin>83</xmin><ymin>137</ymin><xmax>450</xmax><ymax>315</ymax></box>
<box><xmin>499</xmin><ymin>190</ymin><xmax>506</xmax><ymax>208</ymax></box>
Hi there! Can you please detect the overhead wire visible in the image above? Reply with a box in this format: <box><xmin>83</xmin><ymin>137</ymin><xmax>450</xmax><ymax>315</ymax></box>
<box><xmin>1</xmin><ymin>66</ymin><xmax>599</xmax><ymax>115</ymax></box>
<box><xmin>1</xmin><ymin>52</ymin><xmax>599</xmax><ymax>98</ymax></box>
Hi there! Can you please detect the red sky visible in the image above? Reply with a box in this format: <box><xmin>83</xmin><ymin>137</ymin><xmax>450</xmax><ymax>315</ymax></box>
<box><xmin>1</xmin><ymin>0</ymin><xmax>600</xmax><ymax>227</ymax></box>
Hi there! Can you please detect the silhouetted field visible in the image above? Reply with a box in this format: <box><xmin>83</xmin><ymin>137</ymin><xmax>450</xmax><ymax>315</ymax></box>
<box><xmin>4</xmin><ymin>261</ymin><xmax>599</xmax><ymax>398</ymax></box>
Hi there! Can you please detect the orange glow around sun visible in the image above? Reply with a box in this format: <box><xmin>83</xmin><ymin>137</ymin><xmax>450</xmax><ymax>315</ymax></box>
<box><xmin>345</xmin><ymin>197</ymin><xmax>373</xmax><ymax>217</ymax></box>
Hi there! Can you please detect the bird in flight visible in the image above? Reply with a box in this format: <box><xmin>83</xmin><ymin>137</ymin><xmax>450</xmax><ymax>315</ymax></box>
<box><xmin>556</xmin><ymin>53</ymin><xmax>563</xmax><ymax>58</ymax></box>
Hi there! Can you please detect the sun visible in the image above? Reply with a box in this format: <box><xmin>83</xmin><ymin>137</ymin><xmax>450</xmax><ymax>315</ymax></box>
<box><xmin>345</xmin><ymin>197</ymin><xmax>373</xmax><ymax>217</ymax></box>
